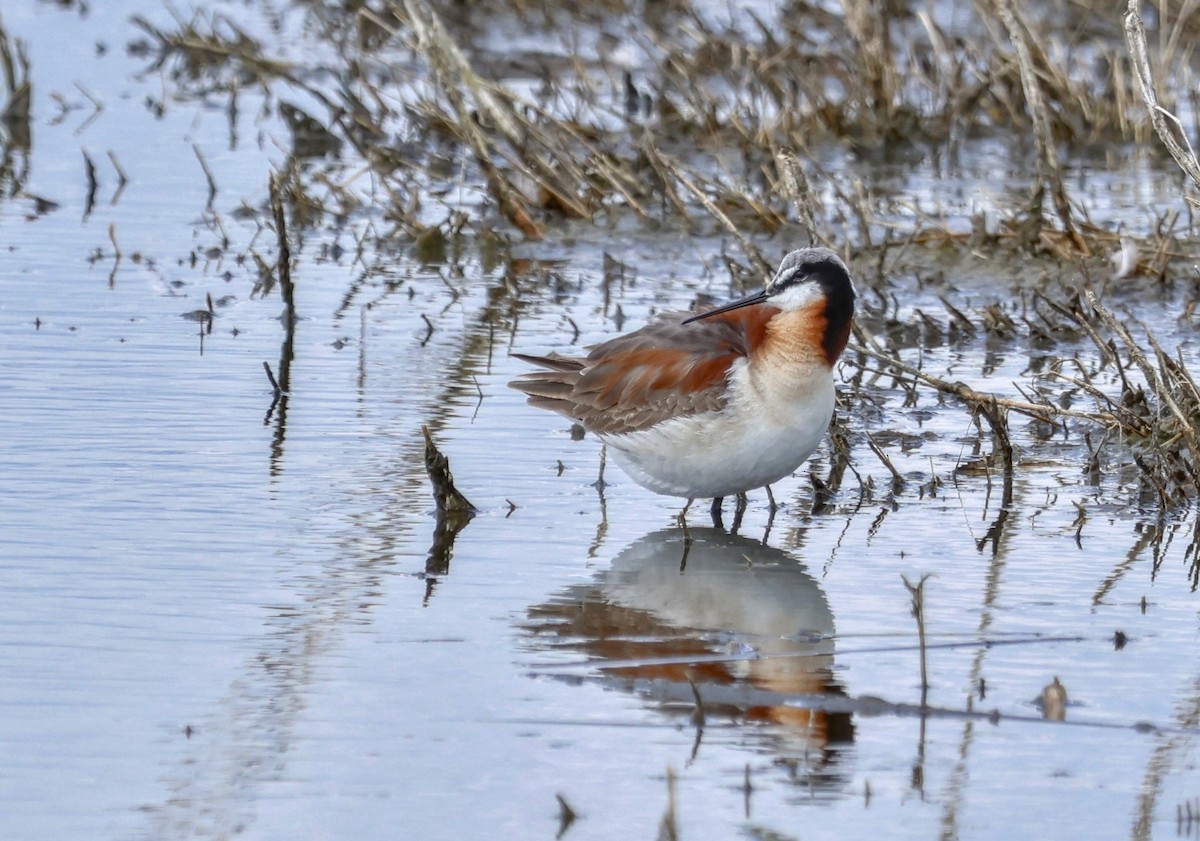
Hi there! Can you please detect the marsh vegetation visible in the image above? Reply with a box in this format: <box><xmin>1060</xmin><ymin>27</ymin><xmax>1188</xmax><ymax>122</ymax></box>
<box><xmin>5</xmin><ymin>1</ymin><xmax>1200</xmax><ymax>838</ymax></box>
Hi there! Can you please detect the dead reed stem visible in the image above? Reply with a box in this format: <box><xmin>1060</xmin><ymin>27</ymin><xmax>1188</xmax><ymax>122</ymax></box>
<box><xmin>988</xmin><ymin>0</ymin><xmax>1079</xmax><ymax>244</ymax></box>
<box><xmin>1124</xmin><ymin>0</ymin><xmax>1200</xmax><ymax>193</ymax></box>
<box><xmin>269</xmin><ymin>172</ymin><xmax>296</xmax><ymax>330</ymax></box>
<box><xmin>902</xmin><ymin>573</ymin><xmax>933</xmax><ymax>707</ymax></box>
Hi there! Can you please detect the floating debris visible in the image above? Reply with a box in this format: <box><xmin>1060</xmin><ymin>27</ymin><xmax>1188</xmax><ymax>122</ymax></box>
<box><xmin>1041</xmin><ymin>676</ymin><xmax>1068</xmax><ymax>721</ymax></box>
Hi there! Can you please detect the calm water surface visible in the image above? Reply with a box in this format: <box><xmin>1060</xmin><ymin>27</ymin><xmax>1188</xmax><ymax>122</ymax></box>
<box><xmin>2</xmin><ymin>2</ymin><xmax>1200</xmax><ymax>840</ymax></box>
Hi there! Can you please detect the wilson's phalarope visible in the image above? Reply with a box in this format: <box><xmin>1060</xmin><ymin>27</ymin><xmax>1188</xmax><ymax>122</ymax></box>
<box><xmin>512</xmin><ymin>248</ymin><xmax>856</xmax><ymax>516</ymax></box>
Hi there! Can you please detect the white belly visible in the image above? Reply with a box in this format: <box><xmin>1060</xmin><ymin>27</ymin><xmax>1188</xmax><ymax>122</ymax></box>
<box><xmin>601</xmin><ymin>364</ymin><xmax>835</xmax><ymax>499</ymax></box>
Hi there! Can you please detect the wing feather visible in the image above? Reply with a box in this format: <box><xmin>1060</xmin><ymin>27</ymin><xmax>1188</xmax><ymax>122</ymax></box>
<box><xmin>510</xmin><ymin>306</ymin><xmax>777</xmax><ymax>436</ymax></box>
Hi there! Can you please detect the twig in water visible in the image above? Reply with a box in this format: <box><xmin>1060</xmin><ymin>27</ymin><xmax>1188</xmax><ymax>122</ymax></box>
<box><xmin>107</xmin><ymin>150</ymin><xmax>128</xmax><ymax>203</ymax></box>
<box><xmin>658</xmin><ymin>767</ymin><xmax>678</xmax><ymax>841</ymax></box>
<box><xmin>261</xmin><ymin>360</ymin><xmax>284</xmax><ymax>424</ymax></box>
<box><xmin>554</xmin><ymin>793</ymin><xmax>578</xmax><ymax>839</ymax></box>
<box><xmin>977</xmin><ymin>398</ymin><xmax>1015</xmax><ymax>509</ymax></box>
<box><xmin>864</xmin><ymin>430</ymin><xmax>905</xmax><ymax>493</ymax></box>
<box><xmin>743</xmin><ymin>764</ymin><xmax>753</xmax><ymax>819</ymax></box>
<box><xmin>193</xmin><ymin>143</ymin><xmax>217</xmax><ymax>206</ymax></box>
<box><xmin>74</xmin><ymin>81</ymin><xmax>103</xmax><ymax>133</ymax></box>
<box><xmin>107</xmin><ymin>150</ymin><xmax>128</xmax><ymax>187</ymax></box>
<box><xmin>938</xmin><ymin>294</ymin><xmax>978</xmax><ymax>337</ymax></box>
<box><xmin>1071</xmin><ymin>500</ymin><xmax>1087</xmax><ymax>547</ymax></box>
<box><xmin>82</xmin><ymin>148</ymin><xmax>98</xmax><ymax>217</ymax></box>
<box><xmin>686</xmin><ymin>673</ymin><xmax>706</xmax><ymax>729</ymax></box>
<box><xmin>1040</xmin><ymin>676</ymin><xmax>1068</xmax><ymax>721</ymax></box>
<box><xmin>262</xmin><ymin>360</ymin><xmax>282</xmax><ymax>396</ymax></box>
<box><xmin>107</xmin><ymin>223</ymin><xmax>121</xmax><ymax>288</ymax></box>
<box><xmin>269</xmin><ymin>172</ymin><xmax>296</xmax><ymax>330</ymax></box>
<box><xmin>902</xmin><ymin>573</ymin><xmax>934</xmax><ymax>707</ymax></box>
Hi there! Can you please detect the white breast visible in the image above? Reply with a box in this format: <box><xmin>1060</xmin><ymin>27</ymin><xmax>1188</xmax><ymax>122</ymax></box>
<box><xmin>601</xmin><ymin>358</ymin><xmax>836</xmax><ymax>499</ymax></box>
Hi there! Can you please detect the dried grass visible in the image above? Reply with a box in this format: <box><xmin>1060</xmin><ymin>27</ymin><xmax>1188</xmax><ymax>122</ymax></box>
<box><xmin>129</xmin><ymin>0</ymin><xmax>1200</xmax><ymax>503</ymax></box>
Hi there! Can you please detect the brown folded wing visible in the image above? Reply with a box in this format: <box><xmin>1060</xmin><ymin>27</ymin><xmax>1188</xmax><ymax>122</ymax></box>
<box><xmin>510</xmin><ymin>306</ymin><xmax>777</xmax><ymax>436</ymax></box>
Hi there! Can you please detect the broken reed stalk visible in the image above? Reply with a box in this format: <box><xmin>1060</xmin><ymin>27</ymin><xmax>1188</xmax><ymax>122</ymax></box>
<box><xmin>901</xmin><ymin>573</ymin><xmax>933</xmax><ymax>707</ymax></box>
<box><xmin>686</xmin><ymin>674</ymin><xmax>706</xmax><ymax>728</ymax></box>
<box><xmin>107</xmin><ymin>223</ymin><xmax>121</xmax><ymax>288</ymax></box>
<box><xmin>193</xmin><ymin>143</ymin><xmax>217</xmax><ymax>205</ymax></box>
<box><xmin>988</xmin><ymin>0</ymin><xmax>1078</xmax><ymax>243</ymax></box>
<box><xmin>1124</xmin><ymin>0</ymin><xmax>1200</xmax><ymax>192</ymax></box>
<box><xmin>107</xmin><ymin>150</ymin><xmax>129</xmax><ymax>187</ymax></box>
<box><xmin>554</xmin><ymin>793</ymin><xmax>578</xmax><ymax>838</ymax></box>
<box><xmin>1040</xmin><ymin>676</ymin><xmax>1068</xmax><ymax>721</ymax></box>
<box><xmin>864</xmin><ymin>429</ymin><xmax>905</xmax><ymax>492</ymax></box>
<box><xmin>269</xmin><ymin>172</ymin><xmax>296</xmax><ymax>330</ymax></box>
<box><xmin>82</xmin><ymin>149</ymin><xmax>98</xmax><ymax>213</ymax></box>
<box><xmin>658</xmin><ymin>767</ymin><xmax>679</xmax><ymax>841</ymax></box>
<box><xmin>262</xmin><ymin>360</ymin><xmax>282</xmax><ymax>395</ymax></box>
<box><xmin>422</xmin><ymin>425</ymin><xmax>476</xmax><ymax>516</ymax></box>
<box><xmin>977</xmin><ymin>398</ymin><xmax>1015</xmax><ymax>508</ymax></box>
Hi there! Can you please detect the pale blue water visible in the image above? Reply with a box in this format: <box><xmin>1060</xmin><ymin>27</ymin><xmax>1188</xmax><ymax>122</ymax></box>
<box><xmin>2</xmin><ymin>2</ymin><xmax>1200</xmax><ymax>840</ymax></box>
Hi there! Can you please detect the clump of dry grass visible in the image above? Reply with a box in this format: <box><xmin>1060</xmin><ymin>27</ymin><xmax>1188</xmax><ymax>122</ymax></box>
<box><xmin>840</xmin><ymin>254</ymin><xmax>1200</xmax><ymax>507</ymax></box>
<box><xmin>1077</xmin><ymin>291</ymin><xmax>1200</xmax><ymax>503</ymax></box>
<box><xmin>127</xmin><ymin>0</ymin><xmax>1200</xmax><ymax>264</ymax></box>
<box><xmin>125</xmin><ymin>0</ymin><xmax>1200</xmax><ymax>505</ymax></box>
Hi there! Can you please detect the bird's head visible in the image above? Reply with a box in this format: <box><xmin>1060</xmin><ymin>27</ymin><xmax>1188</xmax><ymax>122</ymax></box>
<box><xmin>682</xmin><ymin>248</ymin><xmax>856</xmax><ymax>324</ymax></box>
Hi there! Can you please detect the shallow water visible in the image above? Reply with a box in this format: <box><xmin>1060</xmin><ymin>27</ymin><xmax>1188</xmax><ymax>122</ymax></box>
<box><xmin>3</xmin><ymin>2</ymin><xmax>1200</xmax><ymax>840</ymax></box>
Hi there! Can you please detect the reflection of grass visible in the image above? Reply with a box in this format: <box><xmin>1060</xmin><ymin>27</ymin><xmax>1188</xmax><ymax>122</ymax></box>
<box><xmin>0</xmin><ymin>14</ymin><xmax>30</xmax><ymax>142</ymax></box>
<box><xmin>0</xmin><ymin>12</ymin><xmax>31</xmax><ymax>195</ymax></box>
<box><xmin>131</xmin><ymin>12</ymin><xmax>292</xmax><ymax>86</ymax></box>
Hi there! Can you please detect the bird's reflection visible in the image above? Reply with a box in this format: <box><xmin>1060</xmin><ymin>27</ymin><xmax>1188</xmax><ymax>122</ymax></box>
<box><xmin>523</xmin><ymin>527</ymin><xmax>853</xmax><ymax>786</ymax></box>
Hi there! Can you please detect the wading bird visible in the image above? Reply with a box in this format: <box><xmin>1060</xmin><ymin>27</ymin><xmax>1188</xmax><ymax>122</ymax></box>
<box><xmin>511</xmin><ymin>248</ymin><xmax>856</xmax><ymax>523</ymax></box>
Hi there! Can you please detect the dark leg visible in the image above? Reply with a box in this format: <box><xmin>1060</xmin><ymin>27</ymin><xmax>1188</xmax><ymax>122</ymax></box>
<box><xmin>709</xmin><ymin>497</ymin><xmax>724</xmax><ymax>529</ymax></box>
<box><xmin>765</xmin><ymin>484</ymin><xmax>779</xmax><ymax>513</ymax></box>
